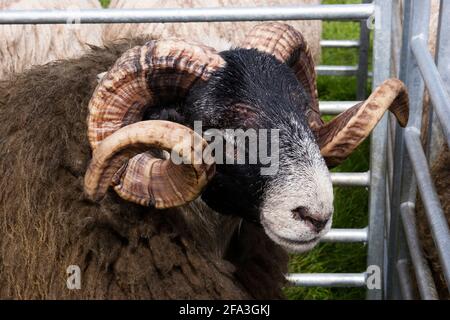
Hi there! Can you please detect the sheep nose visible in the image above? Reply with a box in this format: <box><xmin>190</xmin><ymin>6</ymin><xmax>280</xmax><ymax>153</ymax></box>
<box><xmin>291</xmin><ymin>206</ymin><xmax>330</xmax><ymax>233</ymax></box>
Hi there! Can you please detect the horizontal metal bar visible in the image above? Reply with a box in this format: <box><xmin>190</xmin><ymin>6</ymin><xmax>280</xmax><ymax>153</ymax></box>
<box><xmin>286</xmin><ymin>273</ymin><xmax>367</xmax><ymax>287</ymax></box>
<box><xmin>0</xmin><ymin>4</ymin><xmax>375</xmax><ymax>25</ymax></box>
<box><xmin>400</xmin><ymin>203</ymin><xmax>439</xmax><ymax>300</ymax></box>
<box><xmin>321</xmin><ymin>227</ymin><xmax>368</xmax><ymax>243</ymax></box>
<box><xmin>404</xmin><ymin>128</ymin><xmax>450</xmax><ymax>289</ymax></box>
<box><xmin>319</xmin><ymin>101</ymin><xmax>358</xmax><ymax>114</ymax></box>
<box><xmin>321</xmin><ymin>40</ymin><xmax>360</xmax><ymax>48</ymax></box>
<box><xmin>331</xmin><ymin>172</ymin><xmax>370</xmax><ymax>187</ymax></box>
<box><xmin>316</xmin><ymin>65</ymin><xmax>358</xmax><ymax>76</ymax></box>
<box><xmin>411</xmin><ymin>36</ymin><xmax>450</xmax><ymax>145</ymax></box>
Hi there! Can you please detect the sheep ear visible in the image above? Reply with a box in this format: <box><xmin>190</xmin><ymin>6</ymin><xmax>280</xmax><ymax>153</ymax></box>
<box><xmin>240</xmin><ymin>22</ymin><xmax>322</xmax><ymax>131</ymax></box>
<box><xmin>317</xmin><ymin>79</ymin><xmax>409</xmax><ymax>167</ymax></box>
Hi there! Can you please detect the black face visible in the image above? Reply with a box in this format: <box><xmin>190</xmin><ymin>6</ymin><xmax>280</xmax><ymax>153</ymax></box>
<box><xmin>183</xmin><ymin>49</ymin><xmax>314</xmax><ymax>223</ymax></box>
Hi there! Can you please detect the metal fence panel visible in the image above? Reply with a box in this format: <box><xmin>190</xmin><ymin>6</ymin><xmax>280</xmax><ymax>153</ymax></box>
<box><xmin>387</xmin><ymin>0</ymin><xmax>450</xmax><ymax>299</ymax></box>
<box><xmin>366</xmin><ymin>0</ymin><xmax>394</xmax><ymax>300</ymax></box>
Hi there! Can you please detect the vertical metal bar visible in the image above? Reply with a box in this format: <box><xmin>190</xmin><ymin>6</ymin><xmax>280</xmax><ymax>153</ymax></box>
<box><xmin>427</xmin><ymin>0</ymin><xmax>450</xmax><ymax>163</ymax></box>
<box><xmin>386</xmin><ymin>0</ymin><xmax>414</xmax><ymax>300</ymax></box>
<box><xmin>411</xmin><ymin>38</ymin><xmax>450</xmax><ymax>144</ymax></box>
<box><xmin>400</xmin><ymin>203</ymin><xmax>439</xmax><ymax>299</ymax></box>
<box><xmin>388</xmin><ymin>0</ymin><xmax>432</xmax><ymax>300</ymax></box>
<box><xmin>435</xmin><ymin>0</ymin><xmax>450</xmax><ymax>96</ymax></box>
<box><xmin>396</xmin><ymin>259</ymin><xmax>416</xmax><ymax>300</ymax></box>
<box><xmin>356</xmin><ymin>0</ymin><xmax>371</xmax><ymax>100</ymax></box>
<box><xmin>366</xmin><ymin>0</ymin><xmax>393</xmax><ymax>300</ymax></box>
<box><xmin>432</xmin><ymin>3</ymin><xmax>450</xmax><ymax>290</ymax></box>
<box><xmin>391</xmin><ymin>0</ymin><xmax>404</xmax><ymax>77</ymax></box>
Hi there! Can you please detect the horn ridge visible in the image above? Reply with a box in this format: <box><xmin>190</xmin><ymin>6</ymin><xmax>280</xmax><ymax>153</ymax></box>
<box><xmin>85</xmin><ymin>120</ymin><xmax>215</xmax><ymax>208</ymax></box>
<box><xmin>85</xmin><ymin>40</ymin><xmax>223</xmax><ymax>207</ymax></box>
<box><xmin>317</xmin><ymin>79</ymin><xmax>409</xmax><ymax>167</ymax></box>
<box><xmin>240</xmin><ymin>22</ymin><xmax>322</xmax><ymax>130</ymax></box>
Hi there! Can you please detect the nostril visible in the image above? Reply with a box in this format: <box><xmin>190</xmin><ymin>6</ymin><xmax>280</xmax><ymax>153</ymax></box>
<box><xmin>309</xmin><ymin>217</ymin><xmax>328</xmax><ymax>232</ymax></box>
<box><xmin>291</xmin><ymin>206</ymin><xmax>330</xmax><ymax>232</ymax></box>
<box><xmin>291</xmin><ymin>206</ymin><xmax>309</xmax><ymax>221</ymax></box>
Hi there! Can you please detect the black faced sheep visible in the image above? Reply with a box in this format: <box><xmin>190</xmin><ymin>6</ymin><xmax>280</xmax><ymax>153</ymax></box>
<box><xmin>0</xmin><ymin>23</ymin><xmax>408</xmax><ymax>299</ymax></box>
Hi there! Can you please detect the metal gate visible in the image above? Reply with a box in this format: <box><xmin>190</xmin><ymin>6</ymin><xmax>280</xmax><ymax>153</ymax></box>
<box><xmin>385</xmin><ymin>0</ymin><xmax>450</xmax><ymax>300</ymax></box>
<box><xmin>1</xmin><ymin>0</ymin><xmax>448</xmax><ymax>300</ymax></box>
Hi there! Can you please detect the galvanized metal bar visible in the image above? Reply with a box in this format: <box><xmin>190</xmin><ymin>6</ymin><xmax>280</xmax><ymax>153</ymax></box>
<box><xmin>391</xmin><ymin>0</ymin><xmax>404</xmax><ymax>77</ymax></box>
<box><xmin>0</xmin><ymin>5</ymin><xmax>375</xmax><ymax>25</ymax></box>
<box><xmin>331</xmin><ymin>172</ymin><xmax>370</xmax><ymax>187</ymax></box>
<box><xmin>436</xmin><ymin>0</ymin><xmax>450</xmax><ymax>86</ymax></box>
<box><xmin>396</xmin><ymin>259</ymin><xmax>416</xmax><ymax>300</ymax></box>
<box><xmin>366</xmin><ymin>0</ymin><xmax>394</xmax><ymax>300</ymax></box>
<box><xmin>356</xmin><ymin>0</ymin><xmax>372</xmax><ymax>100</ymax></box>
<box><xmin>321</xmin><ymin>228</ymin><xmax>368</xmax><ymax>243</ymax></box>
<box><xmin>436</xmin><ymin>0</ymin><xmax>450</xmax><ymax>112</ymax></box>
<box><xmin>411</xmin><ymin>37</ymin><xmax>450</xmax><ymax>145</ymax></box>
<box><xmin>320</xmin><ymin>40</ymin><xmax>360</xmax><ymax>48</ymax></box>
<box><xmin>404</xmin><ymin>129</ymin><xmax>450</xmax><ymax>289</ymax></box>
<box><xmin>319</xmin><ymin>101</ymin><xmax>359</xmax><ymax>115</ymax></box>
<box><xmin>385</xmin><ymin>0</ymin><xmax>416</xmax><ymax>300</ymax></box>
<box><xmin>423</xmin><ymin>0</ymin><xmax>450</xmax><ymax>164</ymax></box>
<box><xmin>286</xmin><ymin>273</ymin><xmax>367</xmax><ymax>287</ymax></box>
<box><xmin>400</xmin><ymin>202</ymin><xmax>439</xmax><ymax>300</ymax></box>
<box><xmin>386</xmin><ymin>121</ymin><xmax>395</xmax><ymax>186</ymax></box>
<box><xmin>316</xmin><ymin>65</ymin><xmax>358</xmax><ymax>76</ymax></box>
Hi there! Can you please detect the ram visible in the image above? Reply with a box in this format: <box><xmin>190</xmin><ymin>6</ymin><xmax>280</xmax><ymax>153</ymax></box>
<box><xmin>103</xmin><ymin>0</ymin><xmax>322</xmax><ymax>63</ymax></box>
<box><xmin>0</xmin><ymin>23</ymin><xmax>408</xmax><ymax>299</ymax></box>
<box><xmin>0</xmin><ymin>0</ymin><xmax>103</xmax><ymax>79</ymax></box>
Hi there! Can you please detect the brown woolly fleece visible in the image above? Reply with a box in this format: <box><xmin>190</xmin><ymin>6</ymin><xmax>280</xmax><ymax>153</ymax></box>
<box><xmin>0</xmin><ymin>39</ymin><xmax>288</xmax><ymax>299</ymax></box>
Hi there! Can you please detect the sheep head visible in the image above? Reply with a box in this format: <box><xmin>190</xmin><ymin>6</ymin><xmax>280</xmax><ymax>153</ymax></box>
<box><xmin>84</xmin><ymin>23</ymin><xmax>409</xmax><ymax>253</ymax></box>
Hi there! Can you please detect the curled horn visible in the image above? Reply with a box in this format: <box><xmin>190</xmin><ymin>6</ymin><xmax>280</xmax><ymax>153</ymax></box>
<box><xmin>317</xmin><ymin>79</ymin><xmax>408</xmax><ymax>167</ymax></box>
<box><xmin>84</xmin><ymin>39</ymin><xmax>224</xmax><ymax>208</ymax></box>
<box><xmin>240</xmin><ymin>22</ymin><xmax>409</xmax><ymax>167</ymax></box>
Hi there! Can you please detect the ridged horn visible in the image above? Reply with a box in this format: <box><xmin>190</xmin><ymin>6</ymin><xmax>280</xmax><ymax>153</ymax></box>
<box><xmin>317</xmin><ymin>79</ymin><xmax>409</xmax><ymax>167</ymax></box>
<box><xmin>239</xmin><ymin>22</ymin><xmax>322</xmax><ymax>131</ymax></box>
<box><xmin>85</xmin><ymin>39</ymin><xmax>225</xmax><ymax>207</ymax></box>
<box><xmin>84</xmin><ymin>120</ymin><xmax>214</xmax><ymax>208</ymax></box>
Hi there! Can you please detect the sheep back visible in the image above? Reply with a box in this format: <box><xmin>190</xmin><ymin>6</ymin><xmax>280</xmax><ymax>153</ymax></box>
<box><xmin>0</xmin><ymin>0</ymin><xmax>103</xmax><ymax>79</ymax></box>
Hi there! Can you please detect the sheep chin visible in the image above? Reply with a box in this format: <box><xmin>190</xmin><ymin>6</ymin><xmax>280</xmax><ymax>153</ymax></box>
<box><xmin>261</xmin><ymin>217</ymin><xmax>332</xmax><ymax>253</ymax></box>
<box><xmin>259</xmin><ymin>155</ymin><xmax>334</xmax><ymax>253</ymax></box>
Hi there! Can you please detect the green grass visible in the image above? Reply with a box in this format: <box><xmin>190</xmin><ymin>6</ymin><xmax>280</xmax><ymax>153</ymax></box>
<box><xmin>284</xmin><ymin>0</ymin><xmax>372</xmax><ymax>300</ymax></box>
<box><xmin>96</xmin><ymin>0</ymin><xmax>371</xmax><ymax>300</ymax></box>
<box><xmin>99</xmin><ymin>0</ymin><xmax>110</xmax><ymax>8</ymax></box>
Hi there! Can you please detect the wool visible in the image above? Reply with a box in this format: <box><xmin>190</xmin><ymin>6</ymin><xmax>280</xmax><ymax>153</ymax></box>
<box><xmin>0</xmin><ymin>0</ymin><xmax>103</xmax><ymax>79</ymax></box>
<box><xmin>103</xmin><ymin>0</ymin><xmax>322</xmax><ymax>63</ymax></box>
